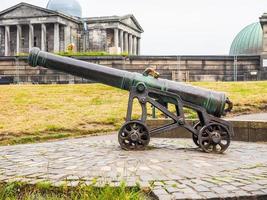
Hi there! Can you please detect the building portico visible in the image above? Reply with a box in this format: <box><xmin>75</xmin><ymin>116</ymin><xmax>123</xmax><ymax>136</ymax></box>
<box><xmin>1</xmin><ymin>22</ymin><xmax>70</xmax><ymax>56</ymax></box>
<box><xmin>0</xmin><ymin>2</ymin><xmax>143</xmax><ymax>56</ymax></box>
<box><xmin>85</xmin><ymin>15</ymin><xmax>143</xmax><ymax>55</ymax></box>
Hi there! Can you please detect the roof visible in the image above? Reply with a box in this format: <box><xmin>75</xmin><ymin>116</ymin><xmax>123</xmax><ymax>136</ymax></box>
<box><xmin>229</xmin><ymin>22</ymin><xmax>263</xmax><ymax>56</ymax></box>
<box><xmin>0</xmin><ymin>2</ymin><xmax>144</xmax><ymax>33</ymax></box>
<box><xmin>84</xmin><ymin>14</ymin><xmax>144</xmax><ymax>32</ymax></box>
<box><xmin>0</xmin><ymin>2</ymin><xmax>81</xmax><ymax>23</ymax></box>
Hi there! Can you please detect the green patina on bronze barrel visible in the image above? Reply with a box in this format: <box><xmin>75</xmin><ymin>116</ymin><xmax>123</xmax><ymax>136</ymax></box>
<box><xmin>28</xmin><ymin>48</ymin><xmax>228</xmax><ymax>117</ymax></box>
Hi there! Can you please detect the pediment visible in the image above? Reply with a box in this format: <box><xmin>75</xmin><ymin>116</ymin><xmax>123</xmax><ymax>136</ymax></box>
<box><xmin>121</xmin><ymin>15</ymin><xmax>143</xmax><ymax>32</ymax></box>
<box><xmin>121</xmin><ymin>18</ymin><xmax>138</xmax><ymax>29</ymax></box>
<box><xmin>0</xmin><ymin>3</ymin><xmax>54</xmax><ymax>19</ymax></box>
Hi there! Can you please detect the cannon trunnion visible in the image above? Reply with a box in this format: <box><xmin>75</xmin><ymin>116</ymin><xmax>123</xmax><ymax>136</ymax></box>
<box><xmin>28</xmin><ymin>48</ymin><xmax>234</xmax><ymax>153</ymax></box>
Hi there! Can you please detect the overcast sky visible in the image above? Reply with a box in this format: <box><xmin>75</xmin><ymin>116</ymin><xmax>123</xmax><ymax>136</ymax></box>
<box><xmin>1</xmin><ymin>0</ymin><xmax>267</xmax><ymax>55</ymax></box>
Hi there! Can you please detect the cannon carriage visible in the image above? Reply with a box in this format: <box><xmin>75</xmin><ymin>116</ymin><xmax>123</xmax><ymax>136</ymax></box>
<box><xmin>28</xmin><ymin>48</ymin><xmax>234</xmax><ymax>153</ymax></box>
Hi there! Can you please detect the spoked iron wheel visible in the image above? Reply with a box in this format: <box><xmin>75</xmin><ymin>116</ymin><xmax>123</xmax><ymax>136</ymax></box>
<box><xmin>192</xmin><ymin>121</ymin><xmax>202</xmax><ymax>147</ymax></box>
<box><xmin>118</xmin><ymin>120</ymin><xmax>150</xmax><ymax>150</ymax></box>
<box><xmin>198</xmin><ymin>123</ymin><xmax>230</xmax><ymax>153</ymax></box>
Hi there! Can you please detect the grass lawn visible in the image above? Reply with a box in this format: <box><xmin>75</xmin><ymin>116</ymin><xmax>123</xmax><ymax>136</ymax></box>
<box><xmin>0</xmin><ymin>81</ymin><xmax>266</xmax><ymax>145</ymax></box>
<box><xmin>0</xmin><ymin>181</ymin><xmax>147</xmax><ymax>200</ymax></box>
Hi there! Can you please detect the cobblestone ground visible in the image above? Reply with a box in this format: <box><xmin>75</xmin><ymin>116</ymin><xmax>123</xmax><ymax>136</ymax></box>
<box><xmin>0</xmin><ymin>134</ymin><xmax>267</xmax><ymax>200</ymax></box>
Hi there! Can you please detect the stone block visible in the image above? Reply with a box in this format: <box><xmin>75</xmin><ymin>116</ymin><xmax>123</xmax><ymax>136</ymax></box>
<box><xmin>148</xmin><ymin>119</ymin><xmax>267</xmax><ymax>142</ymax></box>
<box><xmin>230</xmin><ymin>120</ymin><xmax>249</xmax><ymax>142</ymax></box>
<box><xmin>108</xmin><ymin>47</ymin><xmax>121</xmax><ymax>54</ymax></box>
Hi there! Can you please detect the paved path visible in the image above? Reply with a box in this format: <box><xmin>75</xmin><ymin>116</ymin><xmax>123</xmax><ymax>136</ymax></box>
<box><xmin>0</xmin><ymin>134</ymin><xmax>267</xmax><ymax>200</ymax></box>
<box><xmin>229</xmin><ymin>113</ymin><xmax>267</xmax><ymax>121</ymax></box>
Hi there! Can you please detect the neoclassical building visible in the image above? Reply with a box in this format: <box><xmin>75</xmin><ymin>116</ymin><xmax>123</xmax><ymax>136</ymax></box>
<box><xmin>0</xmin><ymin>0</ymin><xmax>143</xmax><ymax>56</ymax></box>
<box><xmin>0</xmin><ymin>1</ymin><xmax>266</xmax><ymax>84</ymax></box>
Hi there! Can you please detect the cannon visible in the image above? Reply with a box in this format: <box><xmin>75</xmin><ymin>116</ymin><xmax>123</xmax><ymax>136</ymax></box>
<box><xmin>28</xmin><ymin>48</ymin><xmax>234</xmax><ymax>153</ymax></box>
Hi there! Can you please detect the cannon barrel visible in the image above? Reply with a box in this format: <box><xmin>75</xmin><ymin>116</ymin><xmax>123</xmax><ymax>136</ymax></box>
<box><xmin>28</xmin><ymin>48</ymin><xmax>232</xmax><ymax>117</ymax></box>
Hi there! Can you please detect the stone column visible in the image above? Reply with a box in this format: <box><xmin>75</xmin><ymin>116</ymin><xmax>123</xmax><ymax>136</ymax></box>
<box><xmin>263</xmin><ymin>24</ymin><xmax>267</xmax><ymax>53</ymax></box>
<box><xmin>129</xmin><ymin>34</ymin><xmax>133</xmax><ymax>55</ymax></box>
<box><xmin>137</xmin><ymin>37</ymin><xmax>141</xmax><ymax>55</ymax></box>
<box><xmin>260</xmin><ymin>15</ymin><xmax>267</xmax><ymax>68</ymax></box>
<box><xmin>4</xmin><ymin>26</ymin><xmax>10</xmax><ymax>56</ymax></box>
<box><xmin>29</xmin><ymin>24</ymin><xmax>34</xmax><ymax>51</ymax></box>
<box><xmin>114</xmin><ymin>28</ymin><xmax>119</xmax><ymax>48</ymax></box>
<box><xmin>16</xmin><ymin>25</ymin><xmax>22</xmax><ymax>55</ymax></box>
<box><xmin>119</xmin><ymin>30</ymin><xmax>124</xmax><ymax>52</ymax></box>
<box><xmin>41</xmin><ymin>24</ymin><xmax>47</xmax><ymax>51</ymax></box>
<box><xmin>64</xmin><ymin>26</ymin><xmax>71</xmax><ymax>51</ymax></box>
<box><xmin>124</xmin><ymin>32</ymin><xmax>128</xmax><ymax>53</ymax></box>
<box><xmin>133</xmin><ymin>36</ymin><xmax>137</xmax><ymax>55</ymax></box>
<box><xmin>54</xmin><ymin>23</ymin><xmax>60</xmax><ymax>52</ymax></box>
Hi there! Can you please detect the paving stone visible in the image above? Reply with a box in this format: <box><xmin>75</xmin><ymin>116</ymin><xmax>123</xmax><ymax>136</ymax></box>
<box><xmin>250</xmin><ymin>190</ymin><xmax>267</xmax><ymax>196</ymax></box>
<box><xmin>0</xmin><ymin>135</ymin><xmax>266</xmax><ymax>199</ymax></box>
<box><xmin>241</xmin><ymin>184</ymin><xmax>264</xmax><ymax>192</ymax></box>
<box><xmin>230</xmin><ymin>181</ymin><xmax>246</xmax><ymax>187</ymax></box>
<box><xmin>172</xmin><ymin>192</ymin><xmax>187</xmax><ymax>199</ymax></box>
<box><xmin>194</xmin><ymin>185</ymin><xmax>210</xmax><ymax>192</ymax></box>
<box><xmin>101</xmin><ymin>166</ymin><xmax>111</xmax><ymax>171</ymax></box>
<box><xmin>232</xmin><ymin>190</ymin><xmax>251</xmax><ymax>197</ymax></box>
<box><xmin>152</xmin><ymin>188</ymin><xmax>169</xmax><ymax>196</ymax></box>
<box><xmin>156</xmin><ymin>194</ymin><xmax>174</xmax><ymax>200</ymax></box>
<box><xmin>186</xmin><ymin>193</ymin><xmax>204</xmax><ymax>199</ymax></box>
<box><xmin>54</xmin><ymin>180</ymin><xmax>67</xmax><ymax>187</ymax></box>
<box><xmin>165</xmin><ymin>186</ymin><xmax>181</xmax><ymax>193</ymax></box>
<box><xmin>221</xmin><ymin>184</ymin><xmax>238</xmax><ymax>191</ymax></box>
<box><xmin>164</xmin><ymin>180</ymin><xmax>179</xmax><ymax>186</ymax></box>
<box><xmin>66</xmin><ymin>175</ymin><xmax>80</xmax><ymax>180</ymax></box>
<box><xmin>140</xmin><ymin>175</ymin><xmax>154</xmax><ymax>181</ymax></box>
<box><xmin>163</xmin><ymin>176</ymin><xmax>176</xmax><ymax>181</ymax></box>
<box><xmin>139</xmin><ymin>181</ymin><xmax>150</xmax><ymax>188</ymax></box>
<box><xmin>201</xmin><ymin>181</ymin><xmax>216</xmax><ymax>188</ymax></box>
<box><xmin>139</xmin><ymin>166</ymin><xmax>150</xmax><ymax>171</ymax></box>
<box><xmin>257</xmin><ymin>179</ymin><xmax>267</xmax><ymax>185</ymax></box>
<box><xmin>211</xmin><ymin>186</ymin><xmax>228</xmax><ymax>194</ymax></box>
<box><xmin>67</xmin><ymin>181</ymin><xmax>80</xmax><ymax>187</ymax></box>
<box><xmin>154</xmin><ymin>181</ymin><xmax>165</xmax><ymax>186</ymax></box>
<box><xmin>201</xmin><ymin>192</ymin><xmax>219</xmax><ymax>199</ymax></box>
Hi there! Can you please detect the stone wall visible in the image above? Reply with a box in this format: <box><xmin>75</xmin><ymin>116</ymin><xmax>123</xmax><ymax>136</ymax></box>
<box><xmin>0</xmin><ymin>55</ymin><xmax>263</xmax><ymax>84</ymax></box>
<box><xmin>147</xmin><ymin>119</ymin><xmax>267</xmax><ymax>142</ymax></box>
<box><xmin>88</xmin><ymin>29</ymin><xmax>107</xmax><ymax>52</ymax></box>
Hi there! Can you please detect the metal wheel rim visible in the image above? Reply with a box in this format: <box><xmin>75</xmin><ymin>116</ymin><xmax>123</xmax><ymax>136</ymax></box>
<box><xmin>118</xmin><ymin>121</ymin><xmax>150</xmax><ymax>150</ymax></box>
<box><xmin>198</xmin><ymin>123</ymin><xmax>230</xmax><ymax>154</ymax></box>
<box><xmin>192</xmin><ymin>121</ymin><xmax>202</xmax><ymax>147</ymax></box>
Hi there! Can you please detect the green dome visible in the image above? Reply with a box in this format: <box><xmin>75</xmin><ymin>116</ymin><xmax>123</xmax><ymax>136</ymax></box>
<box><xmin>229</xmin><ymin>22</ymin><xmax>263</xmax><ymax>55</ymax></box>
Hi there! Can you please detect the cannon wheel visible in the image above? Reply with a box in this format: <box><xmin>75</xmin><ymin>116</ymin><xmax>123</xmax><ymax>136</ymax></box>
<box><xmin>198</xmin><ymin>123</ymin><xmax>230</xmax><ymax>153</ymax></box>
<box><xmin>118</xmin><ymin>120</ymin><xmax>150</xmax><ymax>150</ymax></box>
<box><xmin>192</xmin><ymin>121</ymin><xmax>202</xmax><ymax>147</ymax></box>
